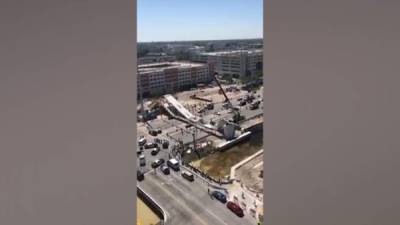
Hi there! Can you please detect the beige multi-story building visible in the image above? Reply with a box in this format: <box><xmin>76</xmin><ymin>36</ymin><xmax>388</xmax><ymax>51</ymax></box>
<box><xmin>192</xmin><ymin>49</ymin><xmax>263</xmax><ymax>78</ymax></box>
<box><xmin>138</xmin><ymin>62</ymin><xmax>211</xmax><ymax>97</ymax></box>
<box><xmin>138</xmin><ymin>53</ymin><xmax>176</xmax><ymax>65</ymax></box>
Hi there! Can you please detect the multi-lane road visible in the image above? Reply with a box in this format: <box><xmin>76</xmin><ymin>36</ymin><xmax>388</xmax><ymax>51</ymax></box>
<box><xmin>138</xmin><ymin>167</ymin><xmax>255</xmax><ymax>225</ymax></box>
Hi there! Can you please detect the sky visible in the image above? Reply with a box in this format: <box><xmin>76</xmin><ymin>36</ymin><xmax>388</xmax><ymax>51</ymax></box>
<box><xmin>138</xmin><ymin>0</ymin><xmax>263</xmax><ymax>42</ymax></box>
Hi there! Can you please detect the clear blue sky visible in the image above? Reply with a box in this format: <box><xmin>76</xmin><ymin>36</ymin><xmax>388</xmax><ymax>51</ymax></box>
<box><xmin>138</xmin><ymin>0</ymin><xmax>263</xmax><ymax>42</ymax></box>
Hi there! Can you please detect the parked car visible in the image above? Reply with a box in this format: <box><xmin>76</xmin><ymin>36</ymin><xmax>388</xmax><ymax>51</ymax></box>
<box><xmin>138</xmin><ymin>137</ymin><xmax>147</xmax><ymax>146</ymax></box>
<box><xmin>149</xmin><ymin>130</ymin><xmax>158</xmax><ymax>136</ymax></box>
<box><xmin>162</xmin><ymin>140</ymin><xmax>169</xmax><ymax>149</ymax></box>
<box><xmin>226</xmin><ymin>201</ymin><xmax>244</xmax><ymax>217</ymax></box>
<box><xmin>250</xmin><ymin>102</ymin><xmax>260</xmax><ymax>110</ymax></box>
<box><xmin>161</xmin><ymin>165</ymin><xmax>170</xmax><ymax>175</ymax></box>
<box><xmin>239</xmin><ymin>101</ymin><xmax>247</xmax><ymax>106</ymax></box>
<box><xmin>144</xmin><ymin>142</ymin><xmax>157</xmax><ymax>149</ymax></box>
<box><xmin>211</xmin><ymin>191</ymin><xmax>227</xmax><ymax>203</ymax></box>
<box><xmin>150</xmin><ymin>147</ymin><xmax>160</xmax><ymax>156</ymax></box>
<box><xmin>181</xmin><ymin>171</ymin><xmax>194</xmax><ymax>182</ymax></box>
<box><xmin>151</xmin><ymin>158</ymin><xmax>165</xmax><ymax>168</ymax></box>
<box><xmin>137</xmin><ymin>170</ymin><xmax>144</xmax><ymax>181</ymax></box>
<box><xmin>139</xmin><ymin>154</ymin><xmax>146</xmax><ymax>166</ymax></box>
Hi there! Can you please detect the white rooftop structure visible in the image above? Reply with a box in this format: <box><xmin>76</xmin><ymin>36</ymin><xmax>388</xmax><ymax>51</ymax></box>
<box><xmin>199</xmin><ymin>49</ymin><xmax>262</xmax><ymax>56</ymax></box>
<box><xmin>138</xmin><ymin>61</ymin><xmax>206</xmax><ymax>74</ymax></box>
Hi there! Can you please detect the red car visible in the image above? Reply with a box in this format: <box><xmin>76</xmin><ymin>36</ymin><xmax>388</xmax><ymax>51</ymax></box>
<box><xmin>226</xmin><ymin>201</ymin><xmax>244</xmax><ymax>217</ymax></box>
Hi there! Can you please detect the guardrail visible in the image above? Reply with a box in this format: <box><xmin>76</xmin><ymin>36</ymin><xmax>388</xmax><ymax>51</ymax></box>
<box><xmin>137</xmin><ymin>186</ymin><xmax>167</xmax><ymax>225</ymax></box>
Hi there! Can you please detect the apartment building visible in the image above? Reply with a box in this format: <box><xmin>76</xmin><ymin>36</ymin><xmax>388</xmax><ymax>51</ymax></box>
<box><xmin>138</xmin><ymin>62</ymin><xmax>211</xmax><ymax>97</ymax></box>
<box><xmin>192</xmin><ymin>49</ymin><xmax>263</xmax><ymax>78</ymax></box>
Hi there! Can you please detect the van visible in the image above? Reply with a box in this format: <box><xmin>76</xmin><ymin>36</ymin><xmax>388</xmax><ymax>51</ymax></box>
<box><xmin>167</xmin><ymin>158</ymin><xmax>180</xmax><ymax>171</ymax></box>
<box><xmin>181</xmin><ymin>171</ymin><xmax>194</xmax><ymax>182</ymax></box>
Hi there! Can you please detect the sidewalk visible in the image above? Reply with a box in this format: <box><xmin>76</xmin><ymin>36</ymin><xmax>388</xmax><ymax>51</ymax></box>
<box><xmin>227</xmin><ymin>181</ymin><xmax>263</xmax><ymax>221</ymax></box>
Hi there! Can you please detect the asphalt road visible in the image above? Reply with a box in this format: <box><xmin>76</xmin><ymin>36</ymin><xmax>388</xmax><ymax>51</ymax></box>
<box><xmin>138</xmin><ymin>167</ymin><xmax>255</xmax><ymax>225</ymax></box>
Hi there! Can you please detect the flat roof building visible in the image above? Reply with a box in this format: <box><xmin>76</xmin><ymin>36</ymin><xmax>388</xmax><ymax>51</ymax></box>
<box><xmin>191</xmin><ymin>49</ymin><xmax>262</xmax><ymax>79</ymax></box>
<box><xmin>138</xmin><ymin>53</ymin><xmax>176</xmax><ymax>65</ymax></box>
<box><xmin>138</xmin><ymin>62</ymin><xmax>212</xmax><ymax>97</ymax></box>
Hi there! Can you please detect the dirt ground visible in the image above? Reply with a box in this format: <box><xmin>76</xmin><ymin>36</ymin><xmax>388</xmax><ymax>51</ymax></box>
<box><xmin>190</xmin><ymin>132</ymin><xmax>263</xmax><ymax>179</ymax></box>
<box><xmin>235</xmin><ymin>153</ymin><xmax>264</xmax><ymax>194</ymax></box>
<box><xmin>175</xmin><ymin>85</ymin><xmax>248</xmax><ymax>106</ymax></box>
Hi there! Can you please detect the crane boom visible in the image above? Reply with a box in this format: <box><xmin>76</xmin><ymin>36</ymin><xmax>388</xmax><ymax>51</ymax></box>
<box><xmin>212</xmin><ymin>72</ymin><xmax>232</xmax><ymax>107</ymax></box>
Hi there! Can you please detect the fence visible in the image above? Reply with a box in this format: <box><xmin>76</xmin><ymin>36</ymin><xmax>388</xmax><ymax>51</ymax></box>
<box><xmin>183</xmin><ymin>163</ymin><xmax>234</xmax><ymax>186</ymax></box>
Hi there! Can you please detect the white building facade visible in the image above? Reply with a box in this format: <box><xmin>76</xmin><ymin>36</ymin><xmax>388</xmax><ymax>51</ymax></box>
<box><xmin>138</xmin><ymin>62</ymin><xmax>211</xmax><ymax>97</ymax></box>
<box><xmin>192</xmin><ymin>49</ymin><xmax>263</xmax><ymax>78</ymax></box>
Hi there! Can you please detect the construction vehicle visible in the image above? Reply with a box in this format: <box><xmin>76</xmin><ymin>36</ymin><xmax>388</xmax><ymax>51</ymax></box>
<box><xmin>213</xmin><ymin>72</ymin><xmax>245</xmax><ymax>123</ymax></box>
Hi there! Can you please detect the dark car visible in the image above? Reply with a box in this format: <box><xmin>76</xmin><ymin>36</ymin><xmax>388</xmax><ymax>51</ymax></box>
<box><xmin>149</xmin><ymin>130</ymin><xmax>158</xmax><ymax>136</ymax></box>
<box><xmin>161</xmin><ymin>165</ymin><xmax>170</xmax><ymax>175</ymax></box>
<box><xmin>151</xmin><ymin>158</ymin><xmax>165</xmax><ymax>168</ymax></box>
<box><xmin>144</xmin><ymin>142</ymin><xmax>157</xmax><ymax>149</ymax></box>
<box><xmin>150</xmin><ymin>147</ymin><xmax>160</xmax><ymax>156</ymax></box>
<box><xmin>239</xmin><ymin>101</ymin><xmax>247</xmax><ymax>106</ymax></box>
<box><xmin>138</xmin><ymin>137</ymin><xmax>147</xmax><ymax>146</ymax></box>
<box><xmin>137</xmin><ymin>170</ymin><xmax>144</xmax><ymax>181</ymax></box>
<box><xmin>181</xmin><ymin>171</ymin><xmax>194</xmax><ymax>182</ymax></box>
<box><xmin>226</xmin><ymin>201</ymin><xmax>244</xmax><ymax>217</ymax></box>
<box><xmin>162</xmin><ymin>140</ymin><xmax>169</xmax><ymax>149</ymax></box>
<box><xmin>249</xmin><ymin>102</ymin><xmax>260</xmax><ymax>110</ymax></box>
<box><xmin>211</xmin><ymin>191</ymin><xmax>227</xmax><ymax>203</ymax></box>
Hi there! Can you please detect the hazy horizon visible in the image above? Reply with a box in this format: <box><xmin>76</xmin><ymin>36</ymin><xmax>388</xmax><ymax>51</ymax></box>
<box><xmin>137</xmin><ymin>37</ymin><xmax>263</xmax><ymax>44</ymax></box>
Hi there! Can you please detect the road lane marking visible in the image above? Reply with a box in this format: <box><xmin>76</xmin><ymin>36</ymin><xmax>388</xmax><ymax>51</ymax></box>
<box><xmin>148</xmin><ymin>173</ymin><xmax>230</xmax><ymax>225</ymax></box>
<box><xmin>145</xmin><ymin>176</ymin><xmax>210</xmax><ymax>225</ymax></box>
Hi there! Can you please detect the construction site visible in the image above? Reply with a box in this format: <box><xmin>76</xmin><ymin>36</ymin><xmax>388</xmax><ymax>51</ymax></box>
<box><xmin>138</xmin><ymin>72</ymin><xmax>263</xmax><ymax>178</ymax></box>
<box><xmin>137</xmin><ymin>72</ymin><xmax>264</xmax><ymax>224</ymax></box>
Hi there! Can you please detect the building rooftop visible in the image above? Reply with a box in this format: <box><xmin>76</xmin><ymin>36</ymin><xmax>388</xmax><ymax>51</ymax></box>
<box><xmin>199</xmin><ymin>49</ymin><xmax>262</xmax><ymax>56</ymax></box>
<box><xmin>138</xmin><ymin>61</ymin><xmax>207</xmax><ymax>73</ymax></box>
